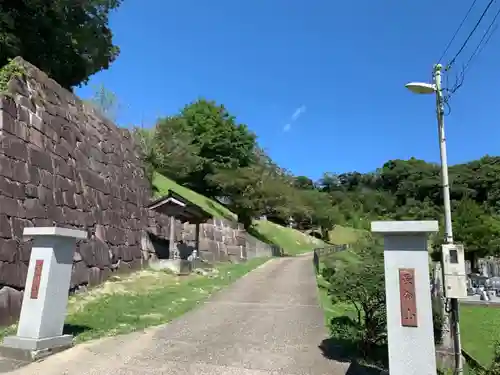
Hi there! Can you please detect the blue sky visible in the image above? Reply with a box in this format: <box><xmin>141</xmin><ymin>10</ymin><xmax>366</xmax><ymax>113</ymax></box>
<box><xmin>76</xmin><ymin>0</ymin><xmax>500</xmax><ymax>181</ymax></box>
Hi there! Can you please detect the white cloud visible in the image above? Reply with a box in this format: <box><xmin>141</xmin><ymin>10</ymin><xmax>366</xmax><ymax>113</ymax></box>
<box><xmin>283</xmin><ymin>105</ymin><xmax>306</xmax><ymax>132</ymax></box>
<box><xmin>291</xmin><ymin>105</ymin><xmax>306</xmax><ymax>121</ymax></box>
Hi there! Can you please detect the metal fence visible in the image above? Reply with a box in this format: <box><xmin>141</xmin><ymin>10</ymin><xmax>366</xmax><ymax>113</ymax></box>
<box><xmin>313</xmin><ymin>244</ymin><xmax>350</xmax><ymax>274</ymax></box>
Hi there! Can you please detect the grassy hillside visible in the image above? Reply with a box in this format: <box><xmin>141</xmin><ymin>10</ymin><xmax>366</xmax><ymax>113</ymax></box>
<box><xmin>328</xmin><ymin>225</ymin><xmax>367</xmax><ymax>245</ymax></box>
<box><xmin>152</xmin><ymin>172</ymin><xmax>324</xmax><ymax>255</ymax></box>
<box><xmin>152</xmin><ymin>172</ymin><xmax>236</xmax><ymax>220</ymax></box>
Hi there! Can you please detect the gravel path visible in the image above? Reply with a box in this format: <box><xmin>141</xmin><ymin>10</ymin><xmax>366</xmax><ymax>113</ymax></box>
<box><xmin>6</xmin><ymin>255</ymin><xmax>350</xmax><ymax>375</ymax></box>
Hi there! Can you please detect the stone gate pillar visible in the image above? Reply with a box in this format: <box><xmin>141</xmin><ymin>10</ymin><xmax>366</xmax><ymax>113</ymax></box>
<box><xmin>371</xmin><ymin>220</ymin><xmax>438</xmax><ymax>375</ymax></box>
<box><xmin>0</xmin><ymin>227</ymin><xmax>87</xmax><ymax>361</ymax></box>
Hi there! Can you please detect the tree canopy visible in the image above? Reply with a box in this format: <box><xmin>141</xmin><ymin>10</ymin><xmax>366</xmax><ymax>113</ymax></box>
<box><xmin>134</xmin><ymin>96</ymin><xmax>500</xmax><ymax>261</ymax></box>
<box><xmin>0</xmin><ymin>0</ymin><xmax>122</xmax><ymax>88</ymax></box>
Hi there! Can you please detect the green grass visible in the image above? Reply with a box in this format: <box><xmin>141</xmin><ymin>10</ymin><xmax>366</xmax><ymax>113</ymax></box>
<box><xmin>316</xmin><ymin>276</ymin><xmax>354</xmax><ymax>326</ymax></box>
<box><xmin>328</xmin><ymin>225</ymin><xmax>366</xmax><ymax>245</ymax></box>
<box><xmin>153</xmin><ymin>172</ymin><xmax>326</xmax><ymax>254</ymax></box>
<box><xmin>315</xmin><ymin>251</ymin><xmax>357</xmax><ymax>326</ymax></box>
<box><xmin>251</xmin><ymin>220</ymin><xmax>325</xmax><ymax>255</ymax></box>
<box><xmin>460</xmin><ymin>304</ymin><xmax>500</xmax><ymax>367</ymax></box>
<box><xmin>315</xmin><ymin>239</ymin><xmax>489</xmax><ymax>373</ymax></box>
<box><xmin>153</xmin><ymin>172</ymin><xmax>236</xmax><ymax>220</ymax></box>
<box><xmin>0</xmin><ymin>258</ymin><xmax>269</xmax><ymax>343</ymax></box>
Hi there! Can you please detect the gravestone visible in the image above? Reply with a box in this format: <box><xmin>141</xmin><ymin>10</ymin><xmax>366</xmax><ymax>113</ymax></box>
<box><xmin>372</xmin><ymin>220</ymin><xmax>438</xmax><ymax>375</ymax></box>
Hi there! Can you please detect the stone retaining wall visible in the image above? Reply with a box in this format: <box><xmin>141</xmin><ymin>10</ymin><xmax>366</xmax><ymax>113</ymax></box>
<box><xmin>0</xmin><ymin>57</ymin><xmax>169</xmax><ymax>325</ymax></box>
<box><xmin>142</xmin><ymin>217</ymin><xmax>281</xmax><ymax>263</ymax></box>
<box><xmin>182</xmin><ymin>218</ymin><xmax>282</xmax><ymax>262</ymax></box>
<box><xmin>0</xmin><ymin>58</ymin><xmax>279</xmax><ymax>326</ymax></box>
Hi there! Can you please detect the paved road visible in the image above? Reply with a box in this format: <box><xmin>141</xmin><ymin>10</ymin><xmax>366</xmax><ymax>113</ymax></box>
<box><xmin>7</xmin><ymin>255</ymin><xmax>351</xmax><ymax>375</ymax></box>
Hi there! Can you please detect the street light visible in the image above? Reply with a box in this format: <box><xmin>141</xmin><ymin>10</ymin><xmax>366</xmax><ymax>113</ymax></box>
<box><xmin>404</xmin><ymin>64</ymin><xmax>453</xmax><ymax>244</ymax></box>
<box><xmin>405</xmin><ymin>63</ymin><xmax>462</xmax><ymax>375</ymax></box>
<box><xmin>405</xmin><ymin>82</ymin><xmax>436</xmax><ymax>95</ymax></box>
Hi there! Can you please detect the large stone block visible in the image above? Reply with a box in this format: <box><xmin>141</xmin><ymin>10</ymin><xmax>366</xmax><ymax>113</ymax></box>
<box><xmin>0</xmin><ymin>96</ymin><xmax>18</xmax><ymax>119</ymax></box>
<box><xmin>39</xmin><ymin>169</ymin><xmax>54</xmax><ymax>189</ymax></box>
<box><xmin>0</xmin><ymin>261</ymin><xmax>28</xmax><ymax>289</ymax></box>
<box><xmin>0</xmin><ymin>286</ymin><xmax>23</xmax><ymax>326</ymax></box>
<box><xmin>46</xmin><ymin>205</ymin><xmax>64</xmax><ymax>224</ymax></box>
<box><xmin>38</xmin><ymin>185</ymin><xmax>54</xmax><ymax>206</ymax></box>
<box><xmin>77</xmin><ymin>168</ymin><xmax>108</xmax><ymax>194</ymax></box>
<box><xmin>11</xmin><ymin>218</ymin><xmax>32</xmax><ymax>239</ymax></box>
<box><xmin>0</xmin><ymin>238</ymin><xmax>16</xmax><ymax>262</ymax></box>
<box><xmin>226</xmin><ymin>245</ymin><xmax>243</xmax><ymax>256</ymax></box>
<box><xmin>203</xmin><ymin>225</ymin><xmax>215</xmax><ymax>240</ymax></box>
<box><xmin>112</xmin><ymin>246</ymin><xmax>133</xmax><ymax>262</ymax></box>
<box><xmin>0</xmin><ymin>195</ymin><xmax>23</xmax><ymax>217</ymax></box>
<box><xmin>28</xmin><ymin>165</ymin><xmax>40</xmax><ymax>185</ymax></box>
<box><xmin>78</xmin><ymin>239</ymin><xmax>111</xmax><ymax>268</ymax></box>
<box><xmin>11</xmin><ymin>160</ymin><xmax>30</xmax><ymax>183</ymax></box>
<box><xmin>125</xmin><ymin>230</ymin><xmax>139</xmax><ymax>246</ymax></box>
<box><xmin>19</xmin><ymin>240</ymin><xmax>32</xmax><ymax>262</ymax></box>
<box><xmin>0</xmin><ymin>157</ymin><xmax>13</xmax><ymax>179</ymax></box>
<box><xmin>54</xmin><ymin>157</ymin><xmax>74</xmax><ymax>179</ymax></box>
<box><xmin>199</xmin><ymin>250</ymin><xmax>216</xmax><ymax>262</ymax></box>
<box><xmin>88</xmin><ymin>267</ymin><xmax>109</xmax><ymax>287</ymax></box>
<box><xmin>0</xmin><ymin>215</ymin><xmax>11</xmax><ymax>239</ymax></box>
<box><xmin>0</xmin><ymin>109</ymin><xmax>15</xmax><ymax>135</ymax></box>
<box><xmin>107</xmin><ymin>227</ymin><xmax>126</xmax><ymax>246</ymax></box>
<box><xmin>0</xmin><ymin>176</ymin><xmax>25</xmax><ymax>199</ymax></box>
<box><xmin>28</xmin><ymin>146</ymin><xmax>53</xmax><ymax>172</ymax></box>
<box><xmin>71</xmin><ymin>261</ymin><xmax>89</xmax><ymax>287</ymax></box>
<box><xmin>236</xmin><ymin>234</ymin><xmax>246</xmax><ymax>247</ymax></box>
<box><xmin>24</xmin><ymin>198</ymin><xmax>47</xmax><ymax>219</ymax></box>
<box><xmin>24</xmin><ymin>184</ymin><xmax>38</xmax><ymax>199</ymax></box>
<box><xmin>28</xmin><ymin>127</ymin><xmax>44</xmax><ymax>148</ymax></box>
<box><xmin>213</xmin><ymin>229</ymin><xmax>223</xmax><ymax>242</ymax></box>
<box><xmin>0</xmin><ymin>134</ymin><xmax>28</xmax><ymax>161</ymax></box>
<box><xmin>129</xmin><ymin>258</ymin><xmax>142</xmax><ymax>270</ymax></box>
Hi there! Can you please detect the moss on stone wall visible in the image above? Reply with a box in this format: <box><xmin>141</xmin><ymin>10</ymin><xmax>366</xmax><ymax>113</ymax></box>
<box><xmin>0</xmin><ymin>59</ymin><xmax>26</xmax><ymax>94</ymax></box>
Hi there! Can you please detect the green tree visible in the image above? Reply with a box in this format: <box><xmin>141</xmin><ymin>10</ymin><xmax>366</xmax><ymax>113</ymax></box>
<box><xmin>0</xmin><ymin>0</ymin><xmax>122</xmax><ymax>88</ymax></box>
<box><xmin>153</xmin><ymin>116</ymin><xmax>202</xmax><ymax>181</ymax></box>
<box><xmin>89</xmin><ymin>84</ymin><xmax>120</xmax><ymax>121</ymax></box>
<box><xmin>450</xmin><ymin>199</ymin><xmax>500</xmax><ymax>265</ymax></box>
<box><xmin>296</xmin><ymin>189</ymin><xmax>343</xmax><ymax>238</ymax></box>
<box><xmin>131</xmin><ymin>127</ymin><xmax>157</xmax><ymax>188</ymax></box>
<box><xmin>209</xmin><ymin>163</ymin><xmax>293</xmax><ymax>228</ymax></box>
<box><xmin>324</xmin><ymin>238</ymin><xmax>387</xmax><ymax>355</ymax></box>
<box><xmin>178</xmin><ymin>99</ymin><xmax>257</xmax><ymax>196</ymax></box>
<box><xmin>294</xmin><ymin>176</ymin><xmax>315</xmax><ymax>190</ymax></box>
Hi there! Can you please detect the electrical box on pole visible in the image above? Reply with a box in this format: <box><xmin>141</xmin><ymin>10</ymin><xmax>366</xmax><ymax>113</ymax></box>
<box><xmin>442</xmin><ymin>244</ymin><xmax>467</xmax><ymax>299</ymax></box>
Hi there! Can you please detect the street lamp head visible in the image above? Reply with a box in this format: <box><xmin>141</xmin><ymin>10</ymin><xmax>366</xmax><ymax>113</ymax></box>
<box><xmin>405</xmin><ymin>82</ymin><xmax>436</xmax><ymax>95</ymax></box>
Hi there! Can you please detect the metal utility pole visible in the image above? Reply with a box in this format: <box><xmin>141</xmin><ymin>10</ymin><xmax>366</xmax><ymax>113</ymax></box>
<box><xmin>433</xmin><ymin>63</ymin><xmax>462</xmax><ymax>375</ymax></box>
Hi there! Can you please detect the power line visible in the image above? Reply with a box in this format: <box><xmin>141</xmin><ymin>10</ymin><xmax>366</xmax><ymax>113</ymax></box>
<box><xmin>446</xmin><ymin>0</ymin><xmax>496</xmax><ymax>71</ymax></box>
<box><xmin>464</xmin><ymin>8</ymin><xmax>500</xmax><ymax>71</ymax></box>
<box><xmin>438</xmin><ymin>0</ymin><xmax>478</xmax><ymax>64</ymax></box>
<box><xmin>447</xmin><ymin>5</ymin><xmax>500</xmax><ymax>95</ymax></box>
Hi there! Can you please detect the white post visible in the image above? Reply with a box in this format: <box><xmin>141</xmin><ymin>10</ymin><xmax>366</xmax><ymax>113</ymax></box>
<box><xmin>1</xmin><ymin>227</ymin><xmax>87</xmax><ymax>361</ymax></box>
<box><xmin>169</xmin><ymin>216</ymin><xmax>178</xmax><ymax>259</ymax></box>
<box><xmin>371</xmin><ymin>220</ymin><xmax>439</xmax><ymax>375</ymax></box>
<box><xmin>194</xmin><ymin>222</ymin><xmax>200</xmax><ymax>259</ymax></box>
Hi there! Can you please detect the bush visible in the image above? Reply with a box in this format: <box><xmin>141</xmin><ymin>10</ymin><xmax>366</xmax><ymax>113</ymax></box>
<box><xmin>324</xmin><ymin>238</ymin><xmax>387</xmax><ymax>355</ymax></box>
<box><xmin>324</xmin><ymin>236</ymin><xmax>447</xmax><ymax>364</ymax></box>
